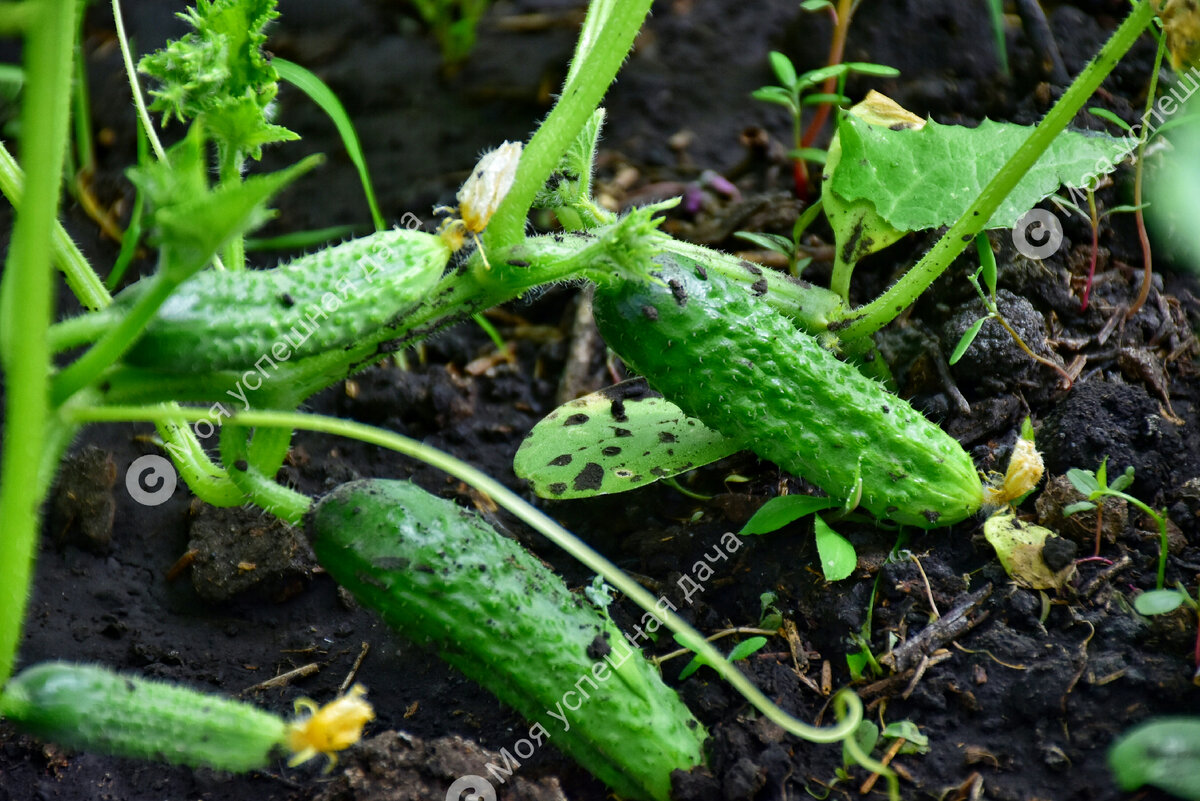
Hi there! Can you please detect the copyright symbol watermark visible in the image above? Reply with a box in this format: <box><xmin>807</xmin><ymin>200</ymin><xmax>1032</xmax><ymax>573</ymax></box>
<box><xmin>445</xmin><ymin>775</ymin><xmax>496</xmax><ymax>801</ymax></box>
<box><xmin>1011</xmin><ymin>208</ymin><xmax>1063</xmax><ymax>260</ymax></box>
<box><xmin>125</xmin><ymin>455</ymin><xmax>177</xmax><ymax>506</ymax></box>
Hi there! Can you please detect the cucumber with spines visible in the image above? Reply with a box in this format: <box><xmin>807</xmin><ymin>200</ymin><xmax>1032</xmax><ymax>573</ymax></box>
<box><xmin>0</xmin><ymin>661</ymin><xmax>288</xmax><ymax>771</ymax></box>
<box><xmin>306</xmin><ymin>479</ymin><xmax>706</xmax><ymax>801</ymax></box>
<box><xmin>116</xmin><ymin>228</ymin><xmax>449</xmax><ymax>373</ymax></box>
<box><xmin>591</xmin><ymin>256</ymin><xmax>983</xmax><ymax>528</ymax></box>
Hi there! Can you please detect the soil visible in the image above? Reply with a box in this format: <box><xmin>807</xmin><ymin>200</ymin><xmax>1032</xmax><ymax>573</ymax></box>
<box><xmin>3</xmin><ymin>1</ymin><xmax>1200</xmax><ymax>800</ymax></box>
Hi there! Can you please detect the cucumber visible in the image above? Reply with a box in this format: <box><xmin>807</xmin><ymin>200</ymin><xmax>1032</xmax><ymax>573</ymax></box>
<box><xmin>119</xmin><ymin>229</ymin><xmax>449</xmax><ymax>372</ymax></box>
<box><xmin>0</xmin><ymin>661</ymin><xmax>287</xmax><ymax>772</ymax></box>
<box><xmin>591</xmin><ymin>256</ymin><xmax>983</xmax><ymax>528</ymax></box>
<box><xmin>306</xmin><ymin>479</ymin><xmax>706</xmax><ymax>801</ymax></box>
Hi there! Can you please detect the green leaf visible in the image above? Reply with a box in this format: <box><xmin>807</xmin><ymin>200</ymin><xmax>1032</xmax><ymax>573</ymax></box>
<box><xmin>1134</xmin><ymin>589</ymin><xmax>1187</xmax><ymax>616</ymax></box>
<box><xmin>843</xmin><ymin>720</ymin><xmax>879</xmax><ymax>768</ymax></box>
<box><xmin>750</xmin><ymin>86</ymin><xmax>795</xmax><ymax>109</ymax></box>
<box><xmin>846</xmin><ymin>649</ymin><xmax>871</xmax><ymax>682</ymax></box>
<box><xmin>949</xmin><ymin>316</ymin><xmax>987</xmax><ymax>365</ymax></box>
<box><xmin>787</xmin><ymin>147</ymin><xmax>829</xmax><ymax>164</ymax></box>
<box><xmin>830</xmin><ymin>115</ymin><xmax>1135</xmax><ymax>233</ymax></box>
<box><xmin>740</xmin><ymin>495</ymin><xmax>838</xmax><ymax>535</ymax></box>
<box><xmin>882</xmin><ymin>720</ymin><xmax>930</xmax><ymax>753</ymax></box>
<box><xmin>768</xmin><ymin>51</ymin><xmax>797</xmax><ymax>88</ymax></box>
<box><xmin>732</xmin><ymin>231</ymin><xmax>793</xmax><ymax>256</ymax></box>
<box><xmin>813</xmin><ymin>516</ymin><xmax>856</xmax><ymax>581</ymax></box>
<box><xmin>1066</xmin><ymin>468</ymin><xmax>1100</xmax><ymax>496</ymax></box>
<box><xmin>801</xmin><ymin>92</ymin><xmax>850</xmax><ymax>107</ymax></box>
<box><xmin>1109</xmin><ymin>718</ymin><xmax>1200</xmax><ymax>799</ymax></box>
<box><xmin>976</xmin><ymin>232</ymin><xmax>998</xmax><ymax>296</ymax></box>
<box><xmin>514</xmin><ymin>379</ymin><xmax>739</xmax><ymax>499</ymax></box>
<box><xmin>841</xmin><ymin>62</ymin><xmax>901</xmax><ymax>78</ymax></box>
<box><xmin>273</xmin><ymin>58</ymin><xmax>385</xmax><ymax>231</ymax></box>
<box><xmin>1095</xmin><ymin>457</ymin><xmax>1108</xmax><ymax>489</ymax></box>
<box><xmin>800</xmin><ymin>0</ymin><xmax>833</xmax><ymax>10</ymax></box>
<box><xmin>676</xmin><ymin>636</ymin><xmax>767</xmax><ymax>681</ymax></box>
<box><xmin>985</xmin><ymin>0</ymin><xmax>1008</xmax><ymax>73</ymax></box>
<box><xmin>727</xmin><ymin>636</ymin><xmax>768</xmax><ymax>662</ymax></box>
<box><xmin>1110</xmin><ymin>466</ymin><xmax>1136</xmax><ymax>493</ymax></box>
<box><xmin>1062</xmin><ymin>501</ymin><xmax>1097</xmax><ymax>516</ymax></box>
<box><xmin>126</xmin><ymin>125</ymin><xmax>322</xmax><ymax>277</ymax></box>
<box><xmin>1088</xmin><ymin>106</ymin><xmax>1133</xmax><ymax>133</ymax></box>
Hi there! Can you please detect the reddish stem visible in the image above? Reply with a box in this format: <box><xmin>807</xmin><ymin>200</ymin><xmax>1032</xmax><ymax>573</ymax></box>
<box><xmin>800</xmin><ymin>0</ymin><xmax>853</xmax><ymax>150</ymax></box>
<box><xmin>1081</xmin><ymin>217</ymin><xmax>1099</xmax><ymax>310</ymax></box>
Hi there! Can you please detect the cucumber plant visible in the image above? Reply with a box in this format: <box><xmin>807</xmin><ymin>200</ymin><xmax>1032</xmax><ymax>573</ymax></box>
<box><xmin>0</xmin><ymin>0</ymin><xmax>1187</xmax><ymax>798</ymax></box>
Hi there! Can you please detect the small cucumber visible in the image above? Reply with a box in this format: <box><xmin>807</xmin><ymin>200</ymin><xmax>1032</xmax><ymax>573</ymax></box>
<box><xmin>306</xmin><ymin>479</ymin><xmax>706</xmax><ymax>801</ymax></box>
<box><xmin>119</xmin><ymin>229</ymin><xmax>449</xmax><ymax>372</ymax></box>
<box><xmin>591</xmin><ymin>256</ymin><xmax>983</xmax><ymax>528</ymax></box>
<box><xmin>0</xmin><ymin>661</ymin><xmax>287</xmax><ymax>771</ymax></box>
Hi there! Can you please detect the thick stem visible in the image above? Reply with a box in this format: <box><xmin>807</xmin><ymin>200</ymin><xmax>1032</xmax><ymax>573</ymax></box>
<box><xmin>832</xmin><ymin>0</ymin><xmax>1156</xmax><ymax>341</ymax></box>
<box><xmin>483</xmin><ymin>0</ymin><xmax>652</xmax><ymax>249</ymax></box>
<box><xmin>0</xmin><ymin>0</ymin><xmax>79</xmax><ymax>686</ymax></box>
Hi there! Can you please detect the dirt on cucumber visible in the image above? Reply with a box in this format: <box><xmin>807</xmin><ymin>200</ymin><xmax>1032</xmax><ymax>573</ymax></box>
<box><xmin>3</xmin><ymin>2</ymin><xmax>1200</xmax><ymax>801</ymax></box>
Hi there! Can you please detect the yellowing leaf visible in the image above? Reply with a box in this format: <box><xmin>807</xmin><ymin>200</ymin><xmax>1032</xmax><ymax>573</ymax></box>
<box><xmin>983</xmin><ymin>512</ymin><xmax>1074</xmax><ymax>590</ymax></box>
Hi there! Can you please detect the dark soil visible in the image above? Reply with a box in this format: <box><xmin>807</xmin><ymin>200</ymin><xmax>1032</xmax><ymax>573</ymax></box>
<box><xmin>3</xmin><ymin>2</ymin><xmax>1200</xmax><ymax>800</ymax></box>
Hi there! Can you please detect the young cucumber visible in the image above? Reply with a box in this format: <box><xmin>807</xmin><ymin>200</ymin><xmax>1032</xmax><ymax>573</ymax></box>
<box><xmin>306</xmin><ymin>479</ymin><xmax>707</xmax><ymax>801</ymax></box>
<box><xmin>0</xmin><ymin>661</ymin><xmax>287</xmax><ymax>771</ymax></box>
<box><xmin>118</xmin><ymin>229</ymin><xmax>449</xmax><ymax>373</ymax></box>
<box><xmin>0</xmin><ymin>661</ymin><xmax>374</xmax><ymax>772</ymax></box>
<box><xmin>591</xmin><ymin>256</ymin><xmax>983</xmax><ymax>528</ymax></box>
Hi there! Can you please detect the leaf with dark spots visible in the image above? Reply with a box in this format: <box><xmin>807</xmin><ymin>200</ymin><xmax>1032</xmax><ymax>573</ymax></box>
<box><xmin>549</xmin><ymin>454</ymin><xmax>572</xmax><ymax>467</ymax></box>
<box><xmin>573</xmin><ymin>462</ymin><xmax>605</xmax><ymax>491</ymax></box>
<box><xmin>564</xmin><ymin>413</ymin><xmax>589</xmax><ymax>426</ymax></box>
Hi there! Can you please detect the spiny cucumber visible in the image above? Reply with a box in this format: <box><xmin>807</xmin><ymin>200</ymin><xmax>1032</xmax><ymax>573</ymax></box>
<box><xmin>0</xmin><ymin>661</ymin><xmax>288</xmax><ymax>771</ymax></box>
<box><xmin>0</xmin><ymin>661</ymin><xmax>375</xmax><ymax>772</ymax></box>
<box><xmin>118</xmin><ymin>229</ymin><xmax>449</xmax><ymax>373</ymax></box>
<box><xmin>306</xmin><ymin>479</ymin><xmax>707</xmax><ymax>801</ymax></box>
<box><xmin>591</xmin><ymin>256</ymin><xmax>983</xmax><ymax>528</ymax></box>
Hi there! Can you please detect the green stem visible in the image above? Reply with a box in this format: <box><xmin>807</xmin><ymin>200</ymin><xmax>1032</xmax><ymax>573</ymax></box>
<box><xmin>0</xmin><ymin>141</ymin><xmax>110</xmax><ymax>310</ymax></box>
<box><xmin>832</xmin><ymin>0</ymin><xmax>1157</xmax><ymax>340</ymax></box>
<box><xmin>65</xmin><ymin>404</ymin><xmax>870</xmax><ymax>753</ymax></box>
<box><xmin>50</xmin><ymin>271</ymin><xmax>177</xmax><ymax>404</ymax></box>
<box><xmin>0</xmin><ymin>0</ymin><xmax>79</xmax><ymax>687</ymax></box>
<box><xmin>219</xmin><ymin>424</ymin><xmax>306</xmax><ymax>522</ymax></box>
<box><xmin>1110</xmin><ymin>490</ymin><xmax>1170</xmax><ymax>590</ymax></box>
<box><xmin>483</xmin><ymin>0</ymin><xmax>652</xmax><ymax>249</ymax></box>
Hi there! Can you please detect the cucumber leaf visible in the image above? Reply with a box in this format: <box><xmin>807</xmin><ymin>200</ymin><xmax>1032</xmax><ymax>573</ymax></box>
<box><xmin>515</xmin><ymin>379</ymin><xmax>739</xmax><ymax>499</ymax></box>
<box><xmin>1109</xmin><ymin>718</ymin><xmax>1200</xmax><ymax>799</ymax></box>
<box><xmin>831</xmin><ymin>114</ymin><xmax>1135</xmax><ymax>232</ymax></box>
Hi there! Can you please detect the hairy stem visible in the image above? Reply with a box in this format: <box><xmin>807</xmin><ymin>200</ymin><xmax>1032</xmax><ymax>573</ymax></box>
<box><xmin>0</xmin><ymin>0</ymin><xmax>79</xmax><ymax>686</ymax></box>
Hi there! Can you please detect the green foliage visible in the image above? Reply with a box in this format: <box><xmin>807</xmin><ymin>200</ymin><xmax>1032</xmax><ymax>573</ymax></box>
<box><xmin>676</xmin><ymin>636</ymin><xmax>768</xmax><ymax>681</ymax></box>
<box><xmin>1066</xmin><ymin>459</ymin><xmax>1171</xmax><ymax>589</ymax></box>
<box><xmin>410</xmin><ymin>0</ymin><xmax>491</xmax><ymax>67</ymax></box>
<box><xmin>830</xmin><ymin>115</ymin><xmax>1134</xmax><ymax>233</ymax></box>
<box><xmin>514</xmin><ymin>380</ymin><xmax>739</xmax><ymax>499</ymax></box>
<box><xmin>1148</xmin><ymin>97</ymin><xmax>1200</xmax><ymax>272</ymax></box>
<box><xmin>1109</xmin><ymin>718</ymin><xmax>1200</xmax><ymax>798</ymax></box>
<box><xmin>125</xmin><ymin>124</ymin><xmax>320</xmax><ymax>274</ymax></box>
<box><xmin>814</xmin><ymin>516</ymin><xmax>856</xmax><ymax>582</ymax></box>
<box><xmin>739</xmin><ymin>495</ymin><xmax>839</xmax><ymax>535</ymax></box>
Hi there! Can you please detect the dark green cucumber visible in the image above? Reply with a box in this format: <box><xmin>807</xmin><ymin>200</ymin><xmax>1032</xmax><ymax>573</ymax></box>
<box><xmin>591</xmin><ymin>256</ymin><xmax>983</xmax><ymax>528</ymax></box>
<box><xmin>0</xmin><ymin>661</ymin><xmax>287</xmax><ymax>771</ymax></box>
<box><xmin>119</xmin><ymin>229</ymin><xmax>449</xmax><ymax>372</ymax></box>
<box><xmin>306</xmin><ymin>479</ymin><xmax>706</xmax><ymax>801</ymax></box>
